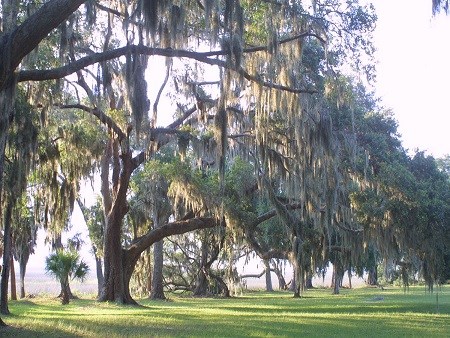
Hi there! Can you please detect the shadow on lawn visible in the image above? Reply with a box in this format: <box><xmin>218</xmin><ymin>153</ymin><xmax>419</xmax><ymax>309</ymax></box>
<box><xmin>0</xmin><ymin>325</ymin><xmax>80</xmax><ymax>338</ymax></box>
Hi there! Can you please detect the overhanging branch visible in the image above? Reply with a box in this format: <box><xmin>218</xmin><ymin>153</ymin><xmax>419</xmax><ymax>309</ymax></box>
<box><xmin>127</xmin><ymin>217</ymin><xmax>221</xmax><ymax>259</ymax></box>
<box><xmin>18</xmin><ymin>45</ymin><xmax>316</xmax><ymax>94</ymax></box>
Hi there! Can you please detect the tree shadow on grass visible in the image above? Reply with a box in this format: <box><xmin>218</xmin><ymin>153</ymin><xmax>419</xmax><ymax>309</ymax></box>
<box><xmin>0</xmin><ymin>325</ymin><xmax>80</xmax><ymax>338</ymax></box>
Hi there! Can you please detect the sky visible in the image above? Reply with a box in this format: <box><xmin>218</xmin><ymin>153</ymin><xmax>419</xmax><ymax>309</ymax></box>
<box><xmin>373</xmin><ymin>0</ymin><xmax>450</xmax><ymax>158</ymax></box>
<box><xmin>25</xmin><ymin>1</ymin><xmax>450</xmax><ymax>277</ymax></box>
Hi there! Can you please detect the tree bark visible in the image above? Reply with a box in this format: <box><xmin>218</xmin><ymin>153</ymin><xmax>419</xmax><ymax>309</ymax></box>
<box><xmin>100</xmin><ymin>211</ymin><xmax>129</xmax><ymax>303</ymax></box>
<box><xmin>273</xmin><ymin>266</ymin><xmax>287</xmax><ymax>290</ymax></box>
<box><xmin>100</xmin><ymin>198</ymin><xmax>220</xmax><ymax>304</ymax></box>
<box><xmin>0</xmin><ymin>202</ymin><xmax>13</xmax><ymax>314</ymax></box>
<box><xmin>367</xmin><ymin>264</ymin><xmax>378</xmax><ymax>286</ymax></box>
<box><xmin>150</xmin><ymin>212</ymin><xmax>165</xmax><ymax>300</ymax></box>
<box><xmin>332</xmin><ymin>264</ymin><xmax>341</xmax><ymax>295</ymax></box>
<box><xmin>60</xmin><ymin>281</ymin><xmax>70</xmax><ymax>305</ymax></box>
<box><xmin>0</xmin><ymin>0</ymin><xmax>87</xmax><ymax>84</ymax></box>
<box><xmin>94</xmin><ymin>254</ymin><xmax>104</xmax><ymax>299</ymax></box>
<box><xmin>99</xmin><ymin>145</ymin><xmax>134</xmax><ymax>304</ymax></box>
<box><xmin>150</xmin><ymin>239</ymin><xmax>165</xmax><ymax>300</ymax></box>
<box><xmin>305</xmin><ymin>272</ymin><xmax>313</xmax><ymax>289</ymax></box>
<box><xmin>193</xmin><ymin>236</ymin><xmax>209</xmax><ymax>296</ymax></box>
<box><xmin>9</xmin><ymin>255</ymin><xmax>16</xmax><ymax>301</ymax></box>
<box><xmin>264</xmin><ymin>259</ymin><xmax>273</xmax><ymax>292</ymax></box>
<box><xmin>19</xmin><ymin>255</ymin><xmax>26</xmax><ymax>299</ymax></box>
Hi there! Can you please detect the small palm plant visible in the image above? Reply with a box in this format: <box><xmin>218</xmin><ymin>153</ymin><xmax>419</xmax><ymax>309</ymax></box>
<box><xmin>45</xmin><ymin>249</ymin><xmax>89</xmax><ymax>304</ymax></box>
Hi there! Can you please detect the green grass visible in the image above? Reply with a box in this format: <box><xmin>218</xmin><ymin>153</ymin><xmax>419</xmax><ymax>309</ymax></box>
<box><xmin>1</xmin><ymin>286</ymin><xmax>449</xmax><ymax>337</ymax></box>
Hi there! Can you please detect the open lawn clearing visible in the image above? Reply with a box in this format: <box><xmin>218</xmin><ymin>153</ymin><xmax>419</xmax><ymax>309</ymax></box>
<box><xmin>0</xmin><ymin>286</ymin><xmax>448</xmax><ymax>337</ymax></box>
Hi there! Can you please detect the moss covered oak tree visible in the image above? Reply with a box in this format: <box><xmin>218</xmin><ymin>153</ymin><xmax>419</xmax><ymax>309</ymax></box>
<box><xmin>0</xmin><ymin>0</ymin><xmax>86</xmax><ymax>322</ymax></box>
<box><xmin>1</xmin><ymin>0</ymin><xmax>378</xmax><ymax>308</ymax></box>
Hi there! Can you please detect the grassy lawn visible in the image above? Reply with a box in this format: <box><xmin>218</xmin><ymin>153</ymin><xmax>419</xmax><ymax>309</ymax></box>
<box><xmin>0</xmin><ymin>286</ymin><xmax>448</xmax><ymax>337</ymax></box>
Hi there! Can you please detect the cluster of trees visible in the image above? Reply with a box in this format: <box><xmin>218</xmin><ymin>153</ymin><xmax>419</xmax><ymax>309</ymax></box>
<box><xmin>0</xmin><ymin>0</ymin><xmax>449</xmax><ymax>327</ymax></box>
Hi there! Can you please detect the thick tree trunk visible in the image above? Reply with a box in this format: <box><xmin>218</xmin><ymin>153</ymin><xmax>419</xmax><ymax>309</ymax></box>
<box><xmin>100</xmin><ymin>214</ymin><xmax>129</xmax><ymax>303</ymax></box>
<box><xmin>99</xmin><ymin>145</ymin><xmax>135</xmax><ymax>304</ymax></box>
<box><xmin>264</xmin><ymin>259</ymin><xmax>273</xmax><ymax>292</ymax></box>
<box><xmin>332</xmin><ymin>264</ymin><xmax>341</xmax><ymax>295</ymax></box>
<box><xmin>150</xmin><ymin>213</ymin><xmax>165</xmax><ymax>300</ymax></box>
<box><xmin>347</xmin><ymin>269</ymin><xmax>352</xmax><ymax>289</ymax></box>
<box><xmin>150</xmin><ymin>239</ymin><xmax>165</xmax><ymax>300</ymax></box>
<box><xmin>367</xmin><ymin>265</ymin><xmax>378</xmax><ymax>286</ymax></box>
<box><xmin>305</xmin><ymin>273</ymin><xmax>313</xmax><ymax>289</ymax></box>
<box><xmin>290</xmin><ymin>269</ymin><xmax>298</xmax><ymax>295</ymax></box>
<box><xmin>9</xmin><ymin>255</ymin><xmax>16</xmax><ymax>301</ymax></box>
<box><xmin>0</xmin><ymin>202</ymin><xmax>13</xmax><ymax>314</ymax></box>
<box><xmin>193</xmin><ymin>238</ymin><xmax>209</xmax><ymax>296</ymax></box>
<box><xmin>290</xmin><ymin>256</ymin><xmax>302</xmax><ymax>298</ymax></box>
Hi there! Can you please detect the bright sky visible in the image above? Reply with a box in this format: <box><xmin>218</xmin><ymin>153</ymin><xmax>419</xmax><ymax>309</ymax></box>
<box><xmin>373</xmin><ymin>0</ymin><xmax>450</xmax><ymax>158</ymax></box>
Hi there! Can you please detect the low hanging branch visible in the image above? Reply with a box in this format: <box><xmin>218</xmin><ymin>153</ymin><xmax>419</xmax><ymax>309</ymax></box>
<box><xmin>18</xmin><ymin>40</ymin><xmax>317</xmax><ymax>95</ymax></box>
<box><xmin>127</xmin><ymin>217</ymin><xmax>222</xmax><ymax>260</ymax></box>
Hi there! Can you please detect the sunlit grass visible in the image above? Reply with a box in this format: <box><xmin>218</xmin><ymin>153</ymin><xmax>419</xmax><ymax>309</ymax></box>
<box><xmin>1</xmin><ymin>286</ymin><xmax>449</xmax><ymax>337</ymax></box>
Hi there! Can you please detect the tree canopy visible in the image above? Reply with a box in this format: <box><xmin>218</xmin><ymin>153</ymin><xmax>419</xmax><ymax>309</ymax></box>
<box><xmin>0</xmin><ymin>1</ymin><xmax>448</xmax><ymax>323</ymax></box>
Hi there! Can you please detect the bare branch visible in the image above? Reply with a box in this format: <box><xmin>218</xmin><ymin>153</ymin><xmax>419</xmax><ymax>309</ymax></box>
<box><xmin>58</xmin><ymin>104</ymin><xmax>126</xmax><ymax>140</ymax></box>
<box><xmin>152</xmin><ymin>63</ymin><xmax>171</xmax><ymax>127</ymax></box>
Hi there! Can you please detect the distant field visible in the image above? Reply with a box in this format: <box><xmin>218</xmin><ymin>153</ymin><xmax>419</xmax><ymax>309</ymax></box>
<box><xmin>1</xmin><ymin>286</ymin><xmax>448</xmax><ymax>337</ymax></box>
<box><xmin>23</xmin><ymin>271</ymin><xmax>98</xmax><ymax>296</ymax></box>
<box><xmin>21</xmin><ymin>268</ymin><xmax>366</xmax><ymax>296</ymax></box>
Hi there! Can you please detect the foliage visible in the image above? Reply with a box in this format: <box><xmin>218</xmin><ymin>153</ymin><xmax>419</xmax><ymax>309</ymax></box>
<box><xmin>0</xmin><ymin>0</ymin><xmax>446</xmax><ymax>306</ymax></box>
<box><xmin>45</xmin><ymin>249</ymin><xmax>89</xmax><ymax>304</ymax></box>
<box><xmin>45</xmin><ymin>250</ymin><xmax>89</xmax><ymax>283</ymax></box>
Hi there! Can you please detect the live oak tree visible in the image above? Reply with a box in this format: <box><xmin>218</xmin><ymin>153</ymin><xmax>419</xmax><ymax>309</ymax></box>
<box><xmin>0</xmin><ymin>0</ymin><xmax>441</xmax><ymax>327</ymax></box>
<box><xmin>0</xmin><ymin>1</ymin><xmax>92</xmax><ymax>323</ymax></box>
<box><xmin>0</xmin><ymin>0</ymin><xmax>382</xmax><ymax>309</ymax></box>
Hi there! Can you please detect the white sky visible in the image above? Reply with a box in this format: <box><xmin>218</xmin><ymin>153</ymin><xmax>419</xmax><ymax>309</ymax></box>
<box><xmin>373</xmin><ymin>0</ymin><xmax>450</xmax><ymax>158</ymax></box>
<box><xmin>25</xmin><ymin>1</ymin><xmax>450</xmax><ymax>278</ymax></box>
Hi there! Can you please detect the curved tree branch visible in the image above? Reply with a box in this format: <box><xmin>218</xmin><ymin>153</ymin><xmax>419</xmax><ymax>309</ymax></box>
<box><xmin>18</xmin><ymin>45</ymin><xmax>316</xmax><ymax>94</ymax></box>
<box><xmin>128</xmin><ymin>217</ymin><xmax>221</xmax><ymax>259</ymax></box>
<box><xmin>10</xmin><ymin>0</ymin><xmax>87</xmax><ymax>70</ymax></box>
<box><xmin>58</xmin><ymin>104</ymin><xmax>126</xmax><ymax>140</ymax></box>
